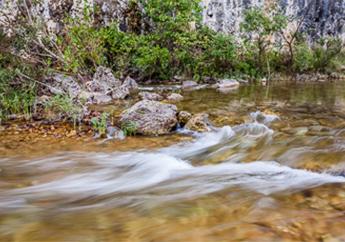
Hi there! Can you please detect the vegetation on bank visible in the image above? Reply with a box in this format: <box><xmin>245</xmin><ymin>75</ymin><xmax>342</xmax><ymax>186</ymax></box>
<box><xmin>0</xmin><ymin>0</ymin><xmax>344</xmax><ymax>122</ymax></box>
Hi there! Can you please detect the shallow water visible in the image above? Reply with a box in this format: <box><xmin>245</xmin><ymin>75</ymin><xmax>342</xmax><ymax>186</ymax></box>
<box><xmin>1</xmin><ymin>82</ymin><xmax>345</xmax><ymax>241</ymax></box>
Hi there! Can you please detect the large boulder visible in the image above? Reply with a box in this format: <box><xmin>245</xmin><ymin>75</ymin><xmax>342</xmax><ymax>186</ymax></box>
<box><xmin>119</xmin><ymin>100</ymin><xmax>178</xmax><ymax>135</ymax></box>
<box><xmin>86</xmin><ymin>66</ymin><xmax>121</xmax><ymax>94</ymax></box>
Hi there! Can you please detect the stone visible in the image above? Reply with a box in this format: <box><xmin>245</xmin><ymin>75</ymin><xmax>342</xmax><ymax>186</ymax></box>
<box><xmin>45</xmin><ymin>73</ymin><xmax>81</xmax><ymax>99</ymax></box>
<box><xmin>139</xmin><ymin>92</ymin><xmax>163</xmax><ymax>101</ymax></box>
<box><xmin>185</xmin><ymin>113</ymin><xmax>211</xmax><ymax>132</ymax></box>
<box><xmin>86</xmin><ymin>66</ymin><xmax>121</xmax><ymax>94</ymax></box>
<box><xmin>216</xmin><ymin>79</ymin><xmax>240</xmax><ymax>90</ymax></box>
<box><xmin>178</xmin><ymin>111</ymin><xmax>192</xmax><ymax>126</ymax></box>
<box><xmin>167</xmin><ymin>93</ymin><xmax>184</xmax><ymax>102</ymax></box>
<box><xmin>182</xmin><ymin>81</ymin><xmax>199</xmax><ymax>90</ymax></box>
<box><xmin>122</xmin><ymin>76</ymin><xmax>139</xmax><ymax>93</ymax></box>
<box><xmin>107</xmin><ymin>126</ymin><xmax>125</xmax><ymax>140</ymax></box>
<box><xmin>119</xmin><ymin>100</ymin><xmax>178</xmax><ymax>136</ymax></box>
<box><xmin>112</xmin><ymin>85</ymin><xmax>130</xmax><ymax>100</ymax></box>
<box><xmin>93</xmin><ymin>93</ymin><xmax>112</xmax><ymax>104</ymax></box>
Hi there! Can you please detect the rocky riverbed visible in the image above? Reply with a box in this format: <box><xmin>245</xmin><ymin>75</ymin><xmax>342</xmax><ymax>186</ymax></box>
<box><xmin>1</xmin><ymin>81</ymin><xmax>345</xmax><ymax>241</ymax></box>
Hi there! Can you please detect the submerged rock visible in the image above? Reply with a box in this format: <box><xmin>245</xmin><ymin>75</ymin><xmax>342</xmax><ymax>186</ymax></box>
<box><xmin>139</xmin><ymin>91</ymin><xmax>163</xmax><ymax>101</ymax></box>
<box><xmin>178</xmin><ymin>111</ymin><xmax>192</xmax><ymax>126</ymax></box>
<box><xmin>167</xmin><ymin>93</ymin><xmax>184</xmax><ymax>102</ymax></box>
<box><xmin>185</xmin><ymin>113</ymin><xmax>211</xmax><ymax>132</ymax></box>
<box><xmin>86</xmin><ymin>66</ymin><xmax>121</xmax><ymax>94</ymax></box>
<box><xmin>119</xmin><ymin>100</ymin><xmax>178</xmax><ymax>135</ymax></box>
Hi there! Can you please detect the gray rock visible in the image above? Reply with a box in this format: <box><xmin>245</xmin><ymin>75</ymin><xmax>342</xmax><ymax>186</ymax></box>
<box><xmin>93</xmin><ymin>93</ymin><xmax>112</xmax><ymax>104</ymax></box>
<box><xmin>46</xmin><ymin>73</ymin><xmax>81</xmax><ymax>99</ymax></box>
<box><xmin>185</xmin><ymin>113</ymin><xmax>211</xmax><ymax>132</ymax></box>
<box><xmin>178</xmin><ymin>111</ymin><xmax>192</xmax><ymax>126</ymax></box>
<box><xmin>182</xmin><ymin>81</ymin><xmax>199</xmax><ymax>90</ymax></box>
<box><xmin>112</xmin><ymin>85</ymin><xmax>130</xmax><ymax>99</ymax></box>
<box><xmin>216</xmin><ymin>79</ymin><xmax>240</xmax><ymax>90</ymax></box>
<box><xmin>86</xmin><ymin>66</ymin><xmax>121</xmax><ymax>94</ymax></box>
<box><xmin>122</xmin><ymin>76</ymin><xmax>139</xmax><ymax>93</ymax></box>
<box><xmin>119</xmin><ymin>100</ymin><xmax>178</xmax><ymax>135</ymax></box>
<box><xmin>139</xmin><ymin>92</ymin><xmax>163</xmax><ymax>101</ymax></box>
<box><xmin>167</xmin><ymin>93</ymin><xmax>184</xmax><ymax>102</ymax></box>
<box><xmin>107</xmin><ymin>126</ymin><xmax>125</xmax><ymax>140</ymax></box>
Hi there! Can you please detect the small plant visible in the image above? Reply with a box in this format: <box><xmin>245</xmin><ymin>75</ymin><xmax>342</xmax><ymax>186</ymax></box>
<box><xmin>44</xmin><ymin>95</ymin><xmax>83</xmax><ymax>126</ymax></box>
<box><xmin>0</xmin><ymin>68</ymin><xmax>37</xmax><ymax>120</ymax></box>
<box><xmin>121</xmin><ymin>121</ymin><xmax>137</xmax><ymax>136</ymax></box>
<box><xmin>91</xmin><ymin>113</ymin><xmax>109</xmax><ymax>137</ymax></box>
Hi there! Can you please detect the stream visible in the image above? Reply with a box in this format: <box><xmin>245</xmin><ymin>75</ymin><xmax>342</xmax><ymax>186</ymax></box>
<box><xmin>1</xmin><ymin>82</ymin><xmax>345</xmax><ymax>241</ymax></box>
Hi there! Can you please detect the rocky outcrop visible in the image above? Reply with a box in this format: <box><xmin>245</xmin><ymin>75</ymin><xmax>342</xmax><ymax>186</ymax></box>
<box><xmin>119</xmin><ymin>100</ymin><xmax>178</xmax><ymax>135</ymax></box>
<box><xmin>1</xmin><ymin>0</ymin><xmax>344</xmax><ymax>41</ymax></box>
<box><xmin>202</xmin><ymin>0</ymin><xmax>345</xmax><ymax>40</ymax></box>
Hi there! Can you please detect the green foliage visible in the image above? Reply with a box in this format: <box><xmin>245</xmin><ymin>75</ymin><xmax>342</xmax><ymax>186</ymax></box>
<box><xmin>141</xmin><ymin>0</ymin><xmax>202</xmax><ymax>33</ymax></box>
<box><xmin>0</xmin><ymin>74</ymin><xmax>36</xmax><ymax>121</ymax></box>
<box><xmin>44</xmin><ymin>95</ymin><xmax>83</xmax><ymax>125</ymax></box>
<box><xmin>59</xmin><ymin>23</ymin><xmax>106</xmax><ymax>73</ymax></box>
<box><xmin>121</xmin><ymin>121</ymin><xmax>137</xmax><ymax>136</ymax></box>
<box><xmin>0</xmin><ymin>50</ymin><xmax>37</xmax><ymax>121</ymax></box>
<box><xmin>241</xmin><ymin>8</ymin><xmax>287</xmax><ymax>76</ymax></box>
<box><xmin>91</xmin><ymin>113</ymin><xmax>109</xmax><ymax>136</ymax></box>
<box><xmin>292</xmin><ymin>37</ymin><xmax>344</xmax><ymax>73</ymax></box>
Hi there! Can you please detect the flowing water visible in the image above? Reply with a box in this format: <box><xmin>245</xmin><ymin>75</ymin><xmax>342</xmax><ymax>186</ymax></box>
<box><xmin>1</xmin><ymin>82</ymin><xmax>345</xmax><ymax>241</ymax></box>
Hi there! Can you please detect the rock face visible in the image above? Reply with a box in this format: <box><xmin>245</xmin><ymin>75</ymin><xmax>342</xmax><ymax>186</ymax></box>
<box><xmin>185</xmin><ymin>113</ymin><xmax>211</xmax><ymax>132</ymax></box>
<box><xmin>119</xmin><ymin>100</ymin><xmax>178</xmax><ymax>135</ymax></box>
<box><xmin>1</xmin><ymin>1</ymin><xmax>344</xmax><ymax>41</ymax></box>
<box><xmin>202</xmin><ymin>0</ymin><xmax>345</xmax><ymax>40</ymax></box>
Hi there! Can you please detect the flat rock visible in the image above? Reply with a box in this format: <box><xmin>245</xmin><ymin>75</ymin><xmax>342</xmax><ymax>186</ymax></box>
<box><xmin>139</xmin><ymin>92</ymin><xmax>163</xmax><ymax>101</ymax></box>
<box><xmin>167</xmin><ymin>93</ymin><xmax>184</xmax><ymax>102</ymax></box>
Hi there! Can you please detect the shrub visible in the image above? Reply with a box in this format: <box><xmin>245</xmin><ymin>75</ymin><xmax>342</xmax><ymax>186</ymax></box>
<box><xmin>91</xmin><ymin>113</ymin><xmax>109</xmax><ymax>137</ymax></box>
